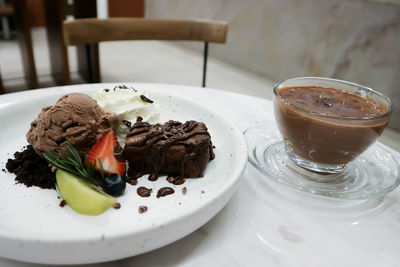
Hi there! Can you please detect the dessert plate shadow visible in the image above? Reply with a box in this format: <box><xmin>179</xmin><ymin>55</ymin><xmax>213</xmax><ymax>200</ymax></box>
<box><xmin>0</xmin><ymin>84</ymin><xmax>248</xmax><ymax>265</ymax></box>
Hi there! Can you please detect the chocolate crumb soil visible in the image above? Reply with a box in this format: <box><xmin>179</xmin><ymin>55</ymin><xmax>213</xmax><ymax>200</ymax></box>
<box><xmin>5</xmin><ymin>145</ymin><xmax>55</xmax><ymax>189</ymax></box>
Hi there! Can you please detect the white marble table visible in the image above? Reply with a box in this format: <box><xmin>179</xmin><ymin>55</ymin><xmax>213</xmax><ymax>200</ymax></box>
<box><xmin>1</xmin><ymin>84</ymin><xmax>400</xmax><ymax>267</ymax></box>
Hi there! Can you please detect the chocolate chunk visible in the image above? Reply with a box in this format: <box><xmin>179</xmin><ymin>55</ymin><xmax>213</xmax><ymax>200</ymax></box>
<box><xmin>148</xmin><ymin>173</ymin><xmax>158</xmax><ymax>181</ymax></box>
<box><xmin>173</xmin><ymin>178</ymin><xmax>185</xmax><ymax>185</ymax></box>
<box><xmin>157</xmin><ymin>187</ymin><xmax>175</xmax><ymax>198</ymax></box>
<box><xmin>59</xmin><ymin>200</ymin><xmax>66</xmax><ymax>207</ymax></box>
<box><xmin>166</xmin><ymin>176</ymin><xmax>176</xmax><ymax>183</ymax></box>
<box><xmin>138</xmin><ymin>206</ymin><xmax>148</xmax><ymax>213</ymax></box>
<box><xmin>104</xmin><ymin>89</ymin><xmax>110</xmax><ymax>92</ymax></box>
<box><xmin>166</xmin><ymin>176</ymin><xmax>185</xmax><ymax>185</ymax></box>
<box><xmin>123</xmin><ymin>120</ymin><xmax>215</xmax><ymax>178</ymax></box>
<box><xmin>113</xmin><ymin>202</ymin><xmax>121</xmax><ymax>209</ymax></box>
<box><xmin>128</xmin><ymin>180</ymin><xmax>138</xmax><ymax>185</ymax></box>
<box><xmin>137</xmin><ymin>186</ymin><xmax>152</xmax><ymax>197</ymax></box>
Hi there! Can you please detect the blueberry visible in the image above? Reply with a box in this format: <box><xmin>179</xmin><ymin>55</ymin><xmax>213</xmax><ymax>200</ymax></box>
<box><xmin>103</xmin><ymin>174</ymin><xmax>126</xmax><ymax>197</ymax></box>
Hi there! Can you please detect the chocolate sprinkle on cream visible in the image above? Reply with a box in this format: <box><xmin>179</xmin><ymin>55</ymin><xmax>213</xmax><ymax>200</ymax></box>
<box><xmin>140</xmin><ymin>95</ymin><xmax>154</xmax><ymax>103</ymax></box>
<box><xmin>182</xmin><ymin>187</ymin><xmax>187</xmax><ymax>195</ymax></box>
<box><xmin>113</xmin><ymin>202</ymin><xmax>121</xmax><ymax>209</ymax></box>
<box><xmin>157</xmin><ymin>187</ymin><xmax>175</xmax><ymax>198</ymax></box>
<box><xmin>123</xmin><ymin>120</ymin><xmax>132</xmax><ymax>128</ymax></box>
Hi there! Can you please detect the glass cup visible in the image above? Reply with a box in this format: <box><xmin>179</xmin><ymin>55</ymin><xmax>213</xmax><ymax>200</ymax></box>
<box><xmin>273</xmin><ymin>77</ymin><xmax>394</xmax><ymax>175</ymax></box>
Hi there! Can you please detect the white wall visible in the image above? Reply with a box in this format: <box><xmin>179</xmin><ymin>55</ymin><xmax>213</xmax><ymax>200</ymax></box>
<box><xmin>146</xmin><ymin>0</ymin><xmax>400</xmax><ymax>131</ymax></box>
<box><xmin>96</xmin><ymin>0</ymin><xmax>108</xmax><ymax>19</ymax></box>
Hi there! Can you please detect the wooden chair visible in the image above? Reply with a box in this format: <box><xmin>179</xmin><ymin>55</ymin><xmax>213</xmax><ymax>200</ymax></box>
<box><xmin>0</xmin><ymin>1</ymin><xmax>13</xmax><ymax>39</ymax></box>
<box><xmin>0</xmin><ymin>67</ymin><xmax>3</xmax><ymax>94</ymax></box>
<box><xmin>62</xmin><ymin>18</ymin><xmax>228</xmax><ymax>87</ymax></box>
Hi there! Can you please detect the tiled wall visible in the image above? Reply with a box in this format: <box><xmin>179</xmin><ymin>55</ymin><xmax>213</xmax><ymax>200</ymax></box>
<box><xmin>146</xmin><ymin>0</ymin><xmax>400</xmax><ymax>131</ymax></box>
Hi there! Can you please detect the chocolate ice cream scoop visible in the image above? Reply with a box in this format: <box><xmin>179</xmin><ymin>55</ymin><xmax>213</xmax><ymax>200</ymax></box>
<box><xmin>27</xmin><ymin>93</ymin><xmax>118</xmax><ymax>157</ymax></box>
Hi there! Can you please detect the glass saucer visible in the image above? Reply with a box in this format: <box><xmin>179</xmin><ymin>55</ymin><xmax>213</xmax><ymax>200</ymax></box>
<box><xmin>244</xmin><ymin>122</ymin><xmax>400</xmax><ymax>200</ymax></box>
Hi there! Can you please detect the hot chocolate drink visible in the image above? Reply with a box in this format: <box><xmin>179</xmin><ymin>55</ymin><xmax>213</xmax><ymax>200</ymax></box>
<box><xmin>274</xmin><ymin>86</ymin><xmax>391</xmax><ymax>168</ymax></box>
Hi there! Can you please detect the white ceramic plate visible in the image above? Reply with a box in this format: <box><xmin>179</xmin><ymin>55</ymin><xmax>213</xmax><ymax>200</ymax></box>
<box><xmin>0</xmin><ymin>84</ymin><xmax>247</xmax><ymax>265</ymax></box>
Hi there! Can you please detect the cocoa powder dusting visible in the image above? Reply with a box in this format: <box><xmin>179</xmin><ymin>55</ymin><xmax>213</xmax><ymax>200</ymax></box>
<box><xmin>5</xmin><ymin>145</ymin><xmax>56</xmax><ymax>189</ymax></box>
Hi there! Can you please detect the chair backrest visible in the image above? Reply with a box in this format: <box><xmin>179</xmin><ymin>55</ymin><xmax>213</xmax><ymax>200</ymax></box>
<box><xmin>62</xmin><ymin>18</ymin><xmax>228</xmax><ymax>87</ymax></box>
<box><xmin>63</xmin><ymin>18</ymin><xmax>228</xmax><ymax>45</ymax></box>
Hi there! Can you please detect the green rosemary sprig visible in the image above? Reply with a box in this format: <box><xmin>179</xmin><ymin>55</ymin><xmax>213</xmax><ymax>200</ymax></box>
<box><xmin>43</xmin><ymin>142</ymin><xmax>104</xmax><ymax>186</ymax></box>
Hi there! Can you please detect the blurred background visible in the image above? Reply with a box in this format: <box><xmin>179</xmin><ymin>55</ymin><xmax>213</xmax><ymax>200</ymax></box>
<box><xmin>0</xmin><ymin>0</ymin><xmax>399</xmax><ymax>148</ymax></box>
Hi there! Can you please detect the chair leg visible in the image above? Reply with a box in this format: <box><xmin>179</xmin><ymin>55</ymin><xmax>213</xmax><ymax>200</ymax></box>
<box><xmin>74</xmin><ymin>0</ymin><xmax>100</xmax><ymax>83</ymax></box>
<box><xmin>0</xmin><ymin>68</ymin><xmax>4</xmax><ymax>94</ymax></box>
<box><xmin>85</xmin><ymin>44</ymin><xmax>93</xmax><ymax>83</ymax></box>
<box><xmin>43</xmin><ymin>0</ymin><xmax>71</xmax><ymax>85</ymax></box>
<box><xmin>202</xmin><ymin>42</ymin><xmax>208</xmax><ymax>88</ymax></box>
<box><xmin>12</xmin><ymin>0</ymin><xmax>39</xmax><ymax>89</ymax></box>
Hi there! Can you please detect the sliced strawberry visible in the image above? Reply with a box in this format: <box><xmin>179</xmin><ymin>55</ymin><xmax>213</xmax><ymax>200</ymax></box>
<box><xmin>87</xmin><ymin>130</ymin><xmax>126</xmax><ymax>175</ymax></box>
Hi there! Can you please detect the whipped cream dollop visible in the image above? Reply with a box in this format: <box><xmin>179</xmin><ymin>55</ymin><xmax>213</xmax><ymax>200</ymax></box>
<box><xmin>94</xmin><ymin>85</ymin><xmax>161</xmax><ymax>145</ymax></box>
